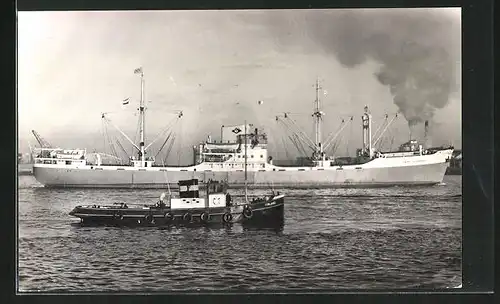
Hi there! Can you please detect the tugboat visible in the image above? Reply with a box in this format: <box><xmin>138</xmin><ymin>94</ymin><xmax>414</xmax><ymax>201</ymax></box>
<box><xmin>68</xmin><ymin>178</ymin><xmax>285</xmax><ymax>227</ymax></box>
<box><xmin>69</xmin><ymin>121</ymin><xmax>285</xmax><ymax>227</ymax></box>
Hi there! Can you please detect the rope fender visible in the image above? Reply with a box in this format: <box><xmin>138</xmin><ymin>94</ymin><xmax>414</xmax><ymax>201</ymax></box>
<box><xmin>242</xmin><ymin>205</ymin><xmax>253</xmax><ymax>219</ymax></box>
<box><xmin>222</xmin><ymin>212</ymin><xmax>233</xmax><ymax>223</ymax></box>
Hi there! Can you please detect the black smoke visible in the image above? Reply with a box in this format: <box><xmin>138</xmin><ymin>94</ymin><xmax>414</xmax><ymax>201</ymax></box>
<box><xmin>264</xmin><ymin>9</ymin><xmax>460</xmax><ymax>127</ymax></box>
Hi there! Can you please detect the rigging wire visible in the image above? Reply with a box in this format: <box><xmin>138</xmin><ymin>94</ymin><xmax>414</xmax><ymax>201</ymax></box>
<box><xmin>277</xmin><ymin>117</ymin><xmax>315</xmax><ymax>156</ymax></box>
<box><xmin>269</xmin><ymin>118</ymin><xmax>288</xmax><ymax>160</ymax></box>
<box><xmin>330</xmin><ymin>131</ymin><xmax>344</xmax><ymax>155</ymax></box>
<box><xmin>131</xmin><ymin>112</ymin><xmax>141</xmax><ymax>158</ymax></box>
<box><xmin>388</xmin><ymin>126</ymin><xmax>395</xmax><ymax>151</ymax></box>
<box><xmin>294</xmin><ymin>133</ymin><xmax>310</xmax><ymax>157</ymax></box>
<box><xmin>283</xmin><ymin>115</ymin><xmax>316</xmax><ymax>151</ymax></box>
<box><xmin>288</xmin><ymin>133</ymin><xmax>305</xmax><ymax>157</ymax></box>
<box><xmin>154</xmin><ymin>131</ymin><xmax>173</xmax><ymax>159</ymax></box>
<box><xmin>322</xmin><ymin>119</ymin><xmax>344</xmax><ymax>148</ymax></box>
<box><xmin>114</xmin><ymin>138</ymin><xmax>128</xmax><ymax>163</ymax></box>
<box><xmin>372</xmin><ymin>114</ymin><xmax>389</xmax><ymax>141</ymax></box>
<box><xmin>165</xmin><ymin>134</ymin><xmax>177</xmax><ymax>164</ymax></box>
<box><xmin>346</xmin><ymin>119</ymin><xmax>353</xmax><ymax>156</ymax></box>
<box><xmin>102</xmin><ymin>119</ymin><xmax>119</xmax><ymax>160</ymax></box>
<box><xmin>145</xmin><ymin>115</ymin><xmax>182</xmax><ymax>153</ymax></box>
<box><xmin>101</xmin><ymin>119</ymin><xmax>107</xmax><ymax>157</ymax></box>
<box><xmin>273</xmin><ymin>119</ymin><xmax>285</xmax><ymax>160</ymax></box>
<box><xmin>277</xmin><ymin>118</ymin><xmax>310</xmax><ymax>157</ymax></box>
<box><xmin>160</xmin><ymin>157</ymin><xmax>171</xmax><ymax>196</ymax></box>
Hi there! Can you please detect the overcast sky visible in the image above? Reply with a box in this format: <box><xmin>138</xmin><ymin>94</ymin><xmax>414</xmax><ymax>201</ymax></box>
<box><xmin>17</xmin><ymin>8</ymin><xmax>461</xmax><ymax>163</ymax></box>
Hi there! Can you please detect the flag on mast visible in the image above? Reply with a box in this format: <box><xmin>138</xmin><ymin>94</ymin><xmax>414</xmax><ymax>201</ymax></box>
<box><xmin>134</xmin><ymin>67</ymin><xmax>143</xmax><ymax>74</ymax></box>
<box><xmin>122</xmin><ymin>97</ymin><xmax>130</xmax><ymax>105</ymax></box>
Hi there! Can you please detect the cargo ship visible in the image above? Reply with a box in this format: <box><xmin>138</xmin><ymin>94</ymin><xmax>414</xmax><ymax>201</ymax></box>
<box><xmin>32</xmin><ymin>70</ymin><xmax>453</xmax><ymax>189</ymax></box>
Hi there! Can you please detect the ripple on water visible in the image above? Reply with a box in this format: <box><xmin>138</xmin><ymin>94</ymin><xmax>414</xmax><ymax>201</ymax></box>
<box><xmin>17</xmin><ymin>175</ymin><xmax>462</xmax><ymax>291</ymax></box>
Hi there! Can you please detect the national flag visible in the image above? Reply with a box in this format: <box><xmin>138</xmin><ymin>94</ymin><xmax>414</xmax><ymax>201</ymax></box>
<box><xmin>134</xmin><ymin>67</ymin><xmax>143</xmax><ymax>74</ymax></box>
<box><xmin>232</xmin><ymin>127</ymin><xmax>242</xmax><ymax>134</ymax></box>
<box><xmin>122</xmin><ymin>98</ymin><xmax>130</xmax><ymax>105</ymax></box>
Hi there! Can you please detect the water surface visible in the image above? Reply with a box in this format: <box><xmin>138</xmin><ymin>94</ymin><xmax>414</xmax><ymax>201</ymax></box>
<box><xmin>17</xmin><ymin>175</ymin><xmax>462</xmax><ymax>292</ymax></box>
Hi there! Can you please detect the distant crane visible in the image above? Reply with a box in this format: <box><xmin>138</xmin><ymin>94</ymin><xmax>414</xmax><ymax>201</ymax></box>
<box><xmin>31</xmin><ymin>130</ymin><xmax>52</xmax><ymax>148</ymax></box>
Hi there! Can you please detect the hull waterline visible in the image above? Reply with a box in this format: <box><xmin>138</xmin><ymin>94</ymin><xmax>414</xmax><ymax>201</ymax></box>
<box><xmin>69</xmin><ymin>196</ymin><xmax>285</xmax><ymax>228</ymax></box>
<box><xmin>34</xmin><ymin>156</ymin><xmax>451</xmax><ymax>189</ymax></box>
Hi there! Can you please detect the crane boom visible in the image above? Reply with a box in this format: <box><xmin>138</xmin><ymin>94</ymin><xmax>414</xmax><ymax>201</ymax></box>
<box><xmin>31</xmin><ymin>130</ymin><xmax>52</xmax><ymax>148</ymax></box>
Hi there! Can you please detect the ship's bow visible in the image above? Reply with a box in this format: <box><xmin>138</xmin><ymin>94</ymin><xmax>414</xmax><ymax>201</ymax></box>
<box><xmin>242</xmin><ymin>194</ymin><xmax>285</xmax><ymax>227</ymax></box>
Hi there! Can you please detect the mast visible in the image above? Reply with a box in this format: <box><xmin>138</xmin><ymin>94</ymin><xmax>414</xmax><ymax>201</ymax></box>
<box><xmin>135</xmin><ymin>67</ymin><xmax>146</xmax><ymax>166</ymax></box>
<box><xmin>244</xmin><ymin>120</ymin><xmax>248</xmax><ymax>203</ymax></box>
<box><xmin>312</xmin><ymin>77</ymin><xmax>325</xmax><ymax>158</ymax></box>
<box><xmin>362</xmin><ymin>105</ymin><xmax>373</xmax><ymax>158</ymax></box>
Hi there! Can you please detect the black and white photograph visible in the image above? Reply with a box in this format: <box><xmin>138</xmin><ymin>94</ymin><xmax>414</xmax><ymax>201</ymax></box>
<box><xmin>17</xmin><ymin>8</ymin><xmax>462</xmax><ymax>292</ymax></box>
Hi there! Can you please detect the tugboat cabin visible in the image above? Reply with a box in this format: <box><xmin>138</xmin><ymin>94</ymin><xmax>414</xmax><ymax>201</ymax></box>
<box><xmin>169</xmin><ymin>179</ymin><xmax>229</xmax><ymax>210</ymax></box>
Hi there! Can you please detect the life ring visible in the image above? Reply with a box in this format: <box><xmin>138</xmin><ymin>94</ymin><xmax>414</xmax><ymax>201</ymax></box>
<box><xmin>200</xmin><ymin>212</ymin><xmax>210</xmax><ymax>223</ymax></box>
<box><xmin>145</xmin><ymin>214</ymin><xmax>154</xmax><ymax>224</ymax></box>
<box><xmin>183</xmin><ymin>212</ymin><xmax>192</xmax><ymax>222</ymax></box>
<box><xmin>242</xmin><ymin>206</ymin><xmax>253</xmax><ymax>219</ymax></box>
<box><xmin>164</xmin><ymin>212</ymin><xmax>174</xmax><ymax>222</ymax></box>
<box><xmin>222</xmin><ymin>212</ymin><xmax>233</xmax><ymax>223</ymax></box>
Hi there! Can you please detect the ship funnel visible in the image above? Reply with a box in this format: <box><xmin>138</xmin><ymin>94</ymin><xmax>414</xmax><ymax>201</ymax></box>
<box><xmin>424</xmin><ymin>120</ymin><xmax>431</xmax><ymax>148</ymax></box>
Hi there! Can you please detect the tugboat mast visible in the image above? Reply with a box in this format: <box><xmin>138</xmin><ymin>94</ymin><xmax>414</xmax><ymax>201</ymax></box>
<box><xmin>244</xmin><ymin>120</ymin><xmax>248</xmax><ymax>203</ymax></box>
<box><xmin>135</xmin><ymin>67</ymin><xmax>146</xmax><ymax>166</ymax></box>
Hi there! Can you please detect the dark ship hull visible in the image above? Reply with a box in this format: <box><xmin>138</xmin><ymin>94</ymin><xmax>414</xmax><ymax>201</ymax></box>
<box><xmin>69</xmin><ymin>195</ymin><xmax>285</xmax><ymax>228</ymax></box>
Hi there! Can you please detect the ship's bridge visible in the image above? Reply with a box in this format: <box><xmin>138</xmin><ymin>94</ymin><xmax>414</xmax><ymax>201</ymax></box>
<box><xmin>193</xmin><ymin>124</ymin><xmax>269</xmax><ymax>165</ymax></box>
<box><xmin>398</xmin><ymin>140</ymin><xmax>420</xmax><ymax>152</ymax></box>
<box><xmin>195</xmin><ymin>143</ymin><xmax>268</xmax><ymax>164</ymax></box>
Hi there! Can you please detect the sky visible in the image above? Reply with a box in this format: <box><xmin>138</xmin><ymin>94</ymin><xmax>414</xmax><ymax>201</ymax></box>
<box><xmin>17</xmin><ymin>8</ymin><xmax>461</xmax><ymax>164</ymax></box>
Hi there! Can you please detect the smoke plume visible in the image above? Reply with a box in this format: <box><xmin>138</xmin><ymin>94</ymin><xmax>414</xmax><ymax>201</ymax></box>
<box><xmin>266</xmin><ymin>9</ymin><xmax>460</xmax><ymax>127</ymax></box>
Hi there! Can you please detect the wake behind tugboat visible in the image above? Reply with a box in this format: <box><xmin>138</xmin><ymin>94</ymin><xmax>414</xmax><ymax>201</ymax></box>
<box><xmin>69</xmin><ymin>179</ymin><xmax>285</xmax><ymax>228</ymax></box>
